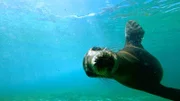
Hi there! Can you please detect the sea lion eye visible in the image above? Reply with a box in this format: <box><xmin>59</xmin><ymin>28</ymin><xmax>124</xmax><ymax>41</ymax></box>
<box><xmin>92</xmin><ymin>47</ymin><xmax>102</xmax><ymax>51</ymax></box>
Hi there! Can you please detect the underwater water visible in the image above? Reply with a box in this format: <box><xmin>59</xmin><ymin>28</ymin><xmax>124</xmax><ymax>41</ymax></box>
<box><xmin>0</xmin><ymin>0</ymin><xmax>180</xmax><ymax>101</ymax></box>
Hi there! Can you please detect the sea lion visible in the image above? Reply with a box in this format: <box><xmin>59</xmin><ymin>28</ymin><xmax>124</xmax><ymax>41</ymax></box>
<box><xmin>83</xmin><ymin>20</ymin><xmax>180</xmax><ymax>100</ymax></box>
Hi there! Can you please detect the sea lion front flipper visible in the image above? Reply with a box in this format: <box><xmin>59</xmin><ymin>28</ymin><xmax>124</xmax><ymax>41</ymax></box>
<box><xmin>125</xmin><ymin>20</ymin><xmax>145</xmax><ymax>48</ymax></box>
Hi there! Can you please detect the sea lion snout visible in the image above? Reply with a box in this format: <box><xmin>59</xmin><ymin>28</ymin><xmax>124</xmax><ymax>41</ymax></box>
<box><xmin>83</xmin><ymin>47</ymin><xmax>117</xmax><ymax>78</ymax></box>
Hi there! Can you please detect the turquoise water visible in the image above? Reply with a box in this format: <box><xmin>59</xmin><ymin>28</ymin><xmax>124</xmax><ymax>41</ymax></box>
<box><xmin>0</xmin><ymin>0</ymin><xmax>180</xmax><ymax>101</ymax></box>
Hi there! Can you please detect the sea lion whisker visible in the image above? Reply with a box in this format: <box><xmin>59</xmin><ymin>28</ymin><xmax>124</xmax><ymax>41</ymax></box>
<box><xmin>102</xmin><ymin>47</ymin><xmax>107</xmax><ymax>51</ymax></box>
<box><xmin>109</xmin><ymin>47</ymin><xmax>120</xmax><ymax>52</ymax></box>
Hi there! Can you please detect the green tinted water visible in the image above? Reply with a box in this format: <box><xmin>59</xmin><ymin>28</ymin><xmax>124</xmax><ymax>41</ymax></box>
<box><xmin>0</xmin><ymin>0</ymin><xmax>180</xmax><ymax>101</ymax></box>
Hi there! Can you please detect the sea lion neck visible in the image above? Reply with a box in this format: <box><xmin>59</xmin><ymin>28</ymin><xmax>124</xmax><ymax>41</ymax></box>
<box><xmin>111</xmin><ymin>50</ymin><xmax>140</xmax><ymax>77</ymax></box>
<box><xmin>111</xmin><ymin>51</ymin><xmax>131</xmax><ymax>75</ymax></box>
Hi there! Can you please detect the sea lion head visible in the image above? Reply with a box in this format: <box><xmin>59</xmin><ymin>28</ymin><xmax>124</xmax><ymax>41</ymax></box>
<box><xmin>83</xmin><ymin>47</ymin><xmax>118</xmax><ymax>78</ymax></box>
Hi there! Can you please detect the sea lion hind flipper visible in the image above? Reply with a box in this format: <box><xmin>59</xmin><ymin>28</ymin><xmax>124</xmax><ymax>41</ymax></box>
<box><xmin>125</xmin><ymin>20</ymin><xmax>145</xmax><ymax>48</ymax></box>
<box><xmin>146</xmin><ymin>84</ymin><xmax>180</xmax><ymax>100</ymax></box>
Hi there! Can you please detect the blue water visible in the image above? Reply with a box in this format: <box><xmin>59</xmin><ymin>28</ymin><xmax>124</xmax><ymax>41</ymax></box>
<box><xmin>0</xmin><ymin>0</ymin><xmax>180</xmax><ymax>101</ymax></box>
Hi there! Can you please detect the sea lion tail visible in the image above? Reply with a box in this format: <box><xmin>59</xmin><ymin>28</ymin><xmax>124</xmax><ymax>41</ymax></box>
<box><xmin>147</xmin><ymin>84</ymin><xmax>180</xmax><ymax>101</ymax></box>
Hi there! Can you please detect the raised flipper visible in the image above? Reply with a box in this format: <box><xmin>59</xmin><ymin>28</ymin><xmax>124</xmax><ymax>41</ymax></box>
<box><xmin>125</xmin><ymin>20</ymin><xmax>145</xmax><ymax>48</ymax></box>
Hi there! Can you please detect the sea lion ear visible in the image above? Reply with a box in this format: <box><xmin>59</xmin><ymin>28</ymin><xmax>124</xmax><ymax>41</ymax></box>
<box><xmin>125</xmin><ymin>20</ymin><xmax>145</xmax><ymax>48</ymax></box>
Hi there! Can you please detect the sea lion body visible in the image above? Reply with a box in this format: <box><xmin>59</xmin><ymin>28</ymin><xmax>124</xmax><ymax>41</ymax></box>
<box><xmin>83</xmin><ymin>20</ymin><xmax>180</xmax><ymax>100</ymax></box>
<box><xmin>114</xmin><ymin>46</ymin><xmax>163</xmax><ymax>90</ymax></box>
